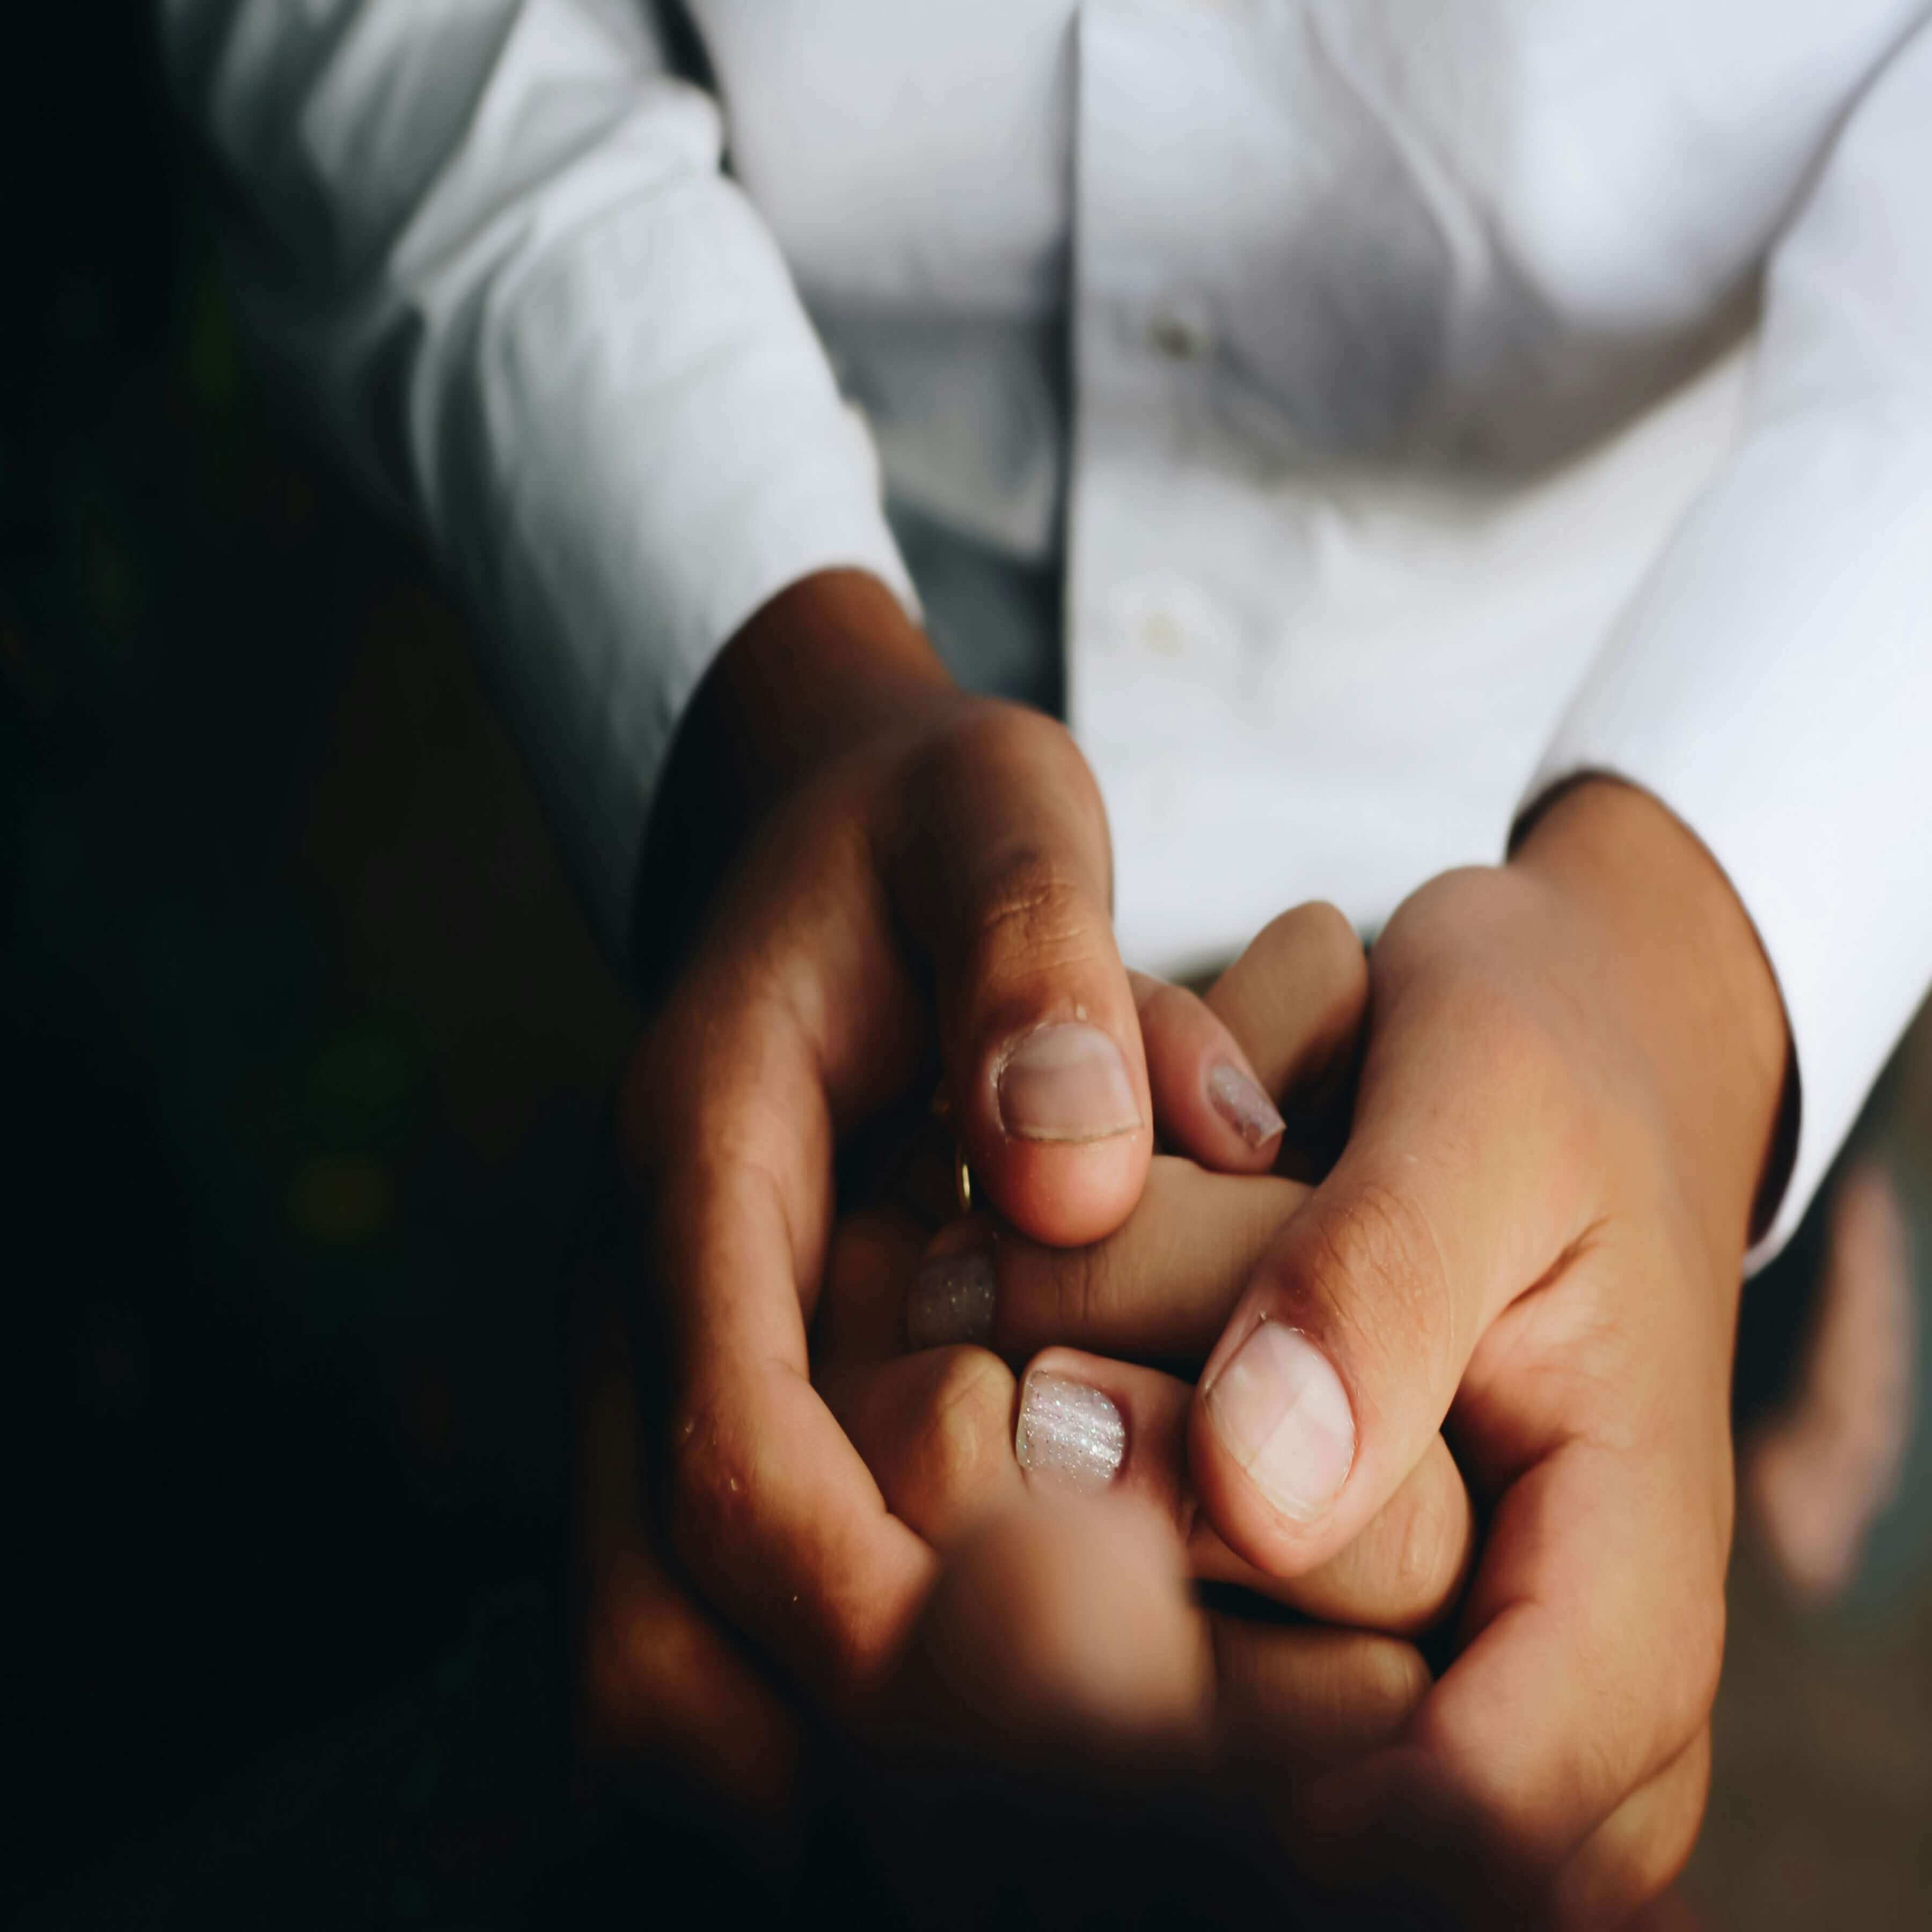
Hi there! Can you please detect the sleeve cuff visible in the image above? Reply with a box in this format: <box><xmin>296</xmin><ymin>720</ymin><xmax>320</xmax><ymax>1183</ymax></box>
<box><xmin>1524</xmin><ymin>412</ymin><xmax>1932</xmax><ymax>1269</ymax></box>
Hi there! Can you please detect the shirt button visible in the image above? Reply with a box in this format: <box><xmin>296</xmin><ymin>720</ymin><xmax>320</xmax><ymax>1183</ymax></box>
<box><xmin>1146</xmin><ymin>295</ymin><xmax>1212</xmax><ymax>362</ymax></box>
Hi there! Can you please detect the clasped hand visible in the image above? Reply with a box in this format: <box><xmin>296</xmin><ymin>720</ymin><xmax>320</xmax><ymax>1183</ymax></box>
<box><xmin>585</xmin><ymin>575</ymin><xmax>1788</xmax><ymax>1927</ymax></box>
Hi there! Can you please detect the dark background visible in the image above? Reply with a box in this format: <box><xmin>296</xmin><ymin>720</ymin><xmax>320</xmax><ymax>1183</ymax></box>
<box><xmin>4</xmin><ymin>11</ymin><xmax>637</xmax><ymax>1920</ymax></box>
<box><xmin>5</xmin><ymin>11</ymin><xmax>1931</xmax><ymax>1927</ymax></box>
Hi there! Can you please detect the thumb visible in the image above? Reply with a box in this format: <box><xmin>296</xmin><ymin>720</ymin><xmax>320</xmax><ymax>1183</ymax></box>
<box><xmin>887</xmin><ymin>704</ymin><xmax>1151</xmax><ymax>1246</ymax></box>
<box><xmin>1188</xmin><ymin>956</ymin><xmax>1591</xmax><ymax>1577</ymax></box>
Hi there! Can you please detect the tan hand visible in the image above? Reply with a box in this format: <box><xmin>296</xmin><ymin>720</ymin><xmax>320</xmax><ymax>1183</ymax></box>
<box><xmin>581</xmin><ymin>902</ymin><xmax>1385</xmax><ymax>1813</ymax></box>
<box><xmin>975</xmin><ymin>786</ymin><xmax>1790</xmax><ymax>1924</ymax></box>
<box><xmin>810</xmin><ymin>1202</ymin><xmax>1472</xmax><ymax>1772</ymax></box>
<box><xmin>626</xmin><ymin>570</ymin><xmax>1206</xmax><ymax>1707</ymax></box>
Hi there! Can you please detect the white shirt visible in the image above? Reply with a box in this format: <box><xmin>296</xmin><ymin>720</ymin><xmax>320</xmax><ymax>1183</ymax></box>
<box><xmin>160</xmin><ymin>0</ymin><xmax>1932</xmax><ymax>1262</ymax></box>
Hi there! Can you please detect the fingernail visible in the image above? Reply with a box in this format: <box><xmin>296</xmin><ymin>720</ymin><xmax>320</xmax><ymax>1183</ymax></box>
<box><xmin>908</xmin><ymin>1245</ymin><xmax>997</xmax><ymax>1349</ymax></box>
<box><xmin>1015</xmin><ymin>1370</ymin><xmax>1126</xmax><ymax>1493</ymax></box>
<box><xmin>997</xmin><ymin>1023</ymin><xmax>1141</xmax><ymax>1144</ymax></box>
<box><xmin>1203</xmin><ymin>1321</ymin><xmax>1353</xmax><ymax>1523</ymax></box>
<box><xmin>1208</xmin><ymin>1062</ymin><xmax>1286</xmax><ymax>1149</ymax></box>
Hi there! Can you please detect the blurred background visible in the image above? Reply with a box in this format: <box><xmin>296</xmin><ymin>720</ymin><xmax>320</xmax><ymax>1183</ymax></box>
<box><xmin>5</xmin><ymin>13</ymin><xmax>1930</xmax><ymax>1927</ymax></box>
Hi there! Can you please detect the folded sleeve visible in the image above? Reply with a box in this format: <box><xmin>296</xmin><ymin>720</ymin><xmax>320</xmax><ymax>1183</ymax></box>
<box><xmin>158</xmin><ymin>0</ymin><xmax>916</xmax><ymax>968</ymax></box>
<box><xmin>1527</xmin><ymin>14</ymin><xmax>1932</xmax><ymax>1267</ymax></box>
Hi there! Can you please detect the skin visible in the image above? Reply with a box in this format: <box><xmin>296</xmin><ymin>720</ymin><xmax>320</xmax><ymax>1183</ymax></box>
<box><xmin>618</xmin><ymin>566</ymin><xmax>1166</xmax><ymax>1707</ymax></box>
<box><xmin>584</xmin><ymin>888</ymin><xmax>1459</xmax><ymax>1821</ymax></box>
<box><xmin>613</xmin><ymin>568</ymin><xmax>1321</xmax><ymax>1738</ymax></box>
<box><xmin>972</xmin><ymin>781</ymin><xmax>1791</xmax><ymax>1923</ymax></box>
<box><xmin>812</xmin><ymin>1200</ymin><xmax>1474</xmax><ymax>1631</ymax></box>
<box><xmin>578</xmin><ymin>1163</ymin><xmax>1473</xmax><ymax>1862</ymax></box>
<box><xmin>600</xmin><ymin>562</ymin><xmax>1789</xmax><ymax>1920</ymax></box>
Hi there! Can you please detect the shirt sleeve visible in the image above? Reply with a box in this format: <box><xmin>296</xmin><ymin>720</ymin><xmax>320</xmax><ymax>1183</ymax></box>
<box><xmin>1526</xmin><ymin>12</ymin><xmax>1932</xmax><ymax>1268</ymax></box>
<box><xmin>157</xmin><ymin>0</ymin><xmax>917</xmax><ymax>970</ymax></box>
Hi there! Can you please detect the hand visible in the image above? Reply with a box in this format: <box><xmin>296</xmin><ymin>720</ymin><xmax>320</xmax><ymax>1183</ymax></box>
<box><xmin>573</xmin><ymin>1280</ymin><xmax>802</xmax><ymax>1816</ymax></box>
<box><xmin>578</xmin><ymin>911</ymin><xmax>1389</xmax><ymax>1823</ymax></box>
<box><xmin>617</xmin><ymin>569</ymin><xmax>1289</xmax><ymax>1709</ymax></box>
<box><xmin>977</xmin><ymin>784</ymin><xmax>1792</xmax><ymax>1923</ymax></box>
<box><xmin>575</xmin><ymin>1088</ymin><xmax>1474</xmax><ymax>1898</ymax></box>
<box><xmin>810</xmin><ymin>1185</ymin><xmax>1478</xmax><ymax>1930</ymax></box>
<box><xmin>813</xmin><ymin>1194</ymin><xmax>1473</xmax><ymax>1683</ymax></box>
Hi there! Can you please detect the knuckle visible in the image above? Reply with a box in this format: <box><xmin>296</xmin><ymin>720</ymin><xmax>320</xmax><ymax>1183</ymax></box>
<box><xmin>1556</xmin><ymin>1738</ymin><xmax>1713</xmax><ymax>1932</ymax></box>
<box><xmin>1444</xmin><ymin>974</ymin><xmax>1584</xmax><ymax>1136</ymax></box>
<box><xmin>1285</xmin><ymin>899</ymin><xmax>1367</xmax><ymax>980</ymax></box>
<box><xmin>1392</xmin><ymin>1476</ymin><xmax>1467</xmax><ymax>1619</ymax></box>
<box><xmin>1624</xmin><ymin>1555</ymin><xmax>1729</xmax><ymax>1758</ymax></box>
<box><xmin>1310</xmin><ymin>1179</ymin><xmax>1459</xmax><ymax>1394</ymax></box>
<box><xmin>1135</xmin><ymin>976</ymin><xmax>1198</xmax><ymax>1048</ymax></box>
<box><xmin>1616</xmin><ymin>1805</ymin><xmax>1702</xmax><ymax>1930</ymax></box>
<box><xmin>1663</xmin><ymin>1737</ymin><xmax>1715</xmax><ymax>1873</ymax></box>
<box><xmin>1431</xmin><ymin>969</ymin><xmax>1544</xmax><ymax>1083</ymax></box>
<box><xmin>921</xmin><ymin>702</ymin><xmax>1106</xmax><ymax>837</ymax></box>
<box><xmin>1253</xmin><ymin>901</ymin><xmax>1368</xmax><ymax>1007</ymax></box>
<box><xmin>1671</xmin><ymin>1585</ymin><xmax>1728</xmax><ymax>1733</ymax></box>
<box><xmin>1050</xmin><ymin>1236</ymin><xmax>1114</xmax><ymax>1341</ymax></box>
<box><xmin>939</xmin><ymin>700</ymin><xmax>1087</xmax><ymax>785</ymax></box>
<box><xmin>1353</xmin><ymin>1635</ymin><xmax>1434</xmax><ymax>1732</ymax></box>
<box><xmin>970</xmin><ymin>857</ymin><xmax>1103</xmax><ymax>986</ymax></box>
<box><xmin>901</xmin><ymin>1349</ymin><xmax>1018</xmax><ymax>1527</ymax></box>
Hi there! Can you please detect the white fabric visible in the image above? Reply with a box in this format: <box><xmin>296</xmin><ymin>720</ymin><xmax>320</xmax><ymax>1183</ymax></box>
<box><xmin>1534</xmin><ymin>18</ymin><xmax>1932</xmax><ymax>1265</ymax></box>
<box><xmin>158</xmin><ymin>0</ymin><xmax>917</xmax><ymax>964</ymax></box>
<box><xmin>160</xmin><ymin>0</ymin><xmax>1932</xmax><ymax>1258</ymax></box>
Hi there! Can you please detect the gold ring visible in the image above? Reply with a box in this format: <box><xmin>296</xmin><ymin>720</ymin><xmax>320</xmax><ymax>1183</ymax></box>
<box><xmin>932</xmin><ymin>1082</ymin><xmax>975</xmax><ymax>1218</ymax></box>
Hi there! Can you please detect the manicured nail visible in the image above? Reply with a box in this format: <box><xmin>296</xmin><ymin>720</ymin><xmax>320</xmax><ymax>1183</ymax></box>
<box><xmin>908</xmin><ymin>1245</ymin><xmax>997</xmax><ymax>1349</ymax></box>
<box><xmin>997</xmin><ymin>1023</ymin><xmax>1141</xmax><ymax>1144</ymax></box>
<box><xmin>1015</xmin><ymin>1370</ymin><xmax>1126</xmax><ymax>1492</ymax></box>
<box><xmin>1207</xmin><ymin>1062</ymin><xmax>1286</xmax><ymax>1149</ymax></box>
<box><xmin>1203</xmin><ymin>1321</ymin><xmax>1353</xmax><ymax>1523</ymax></box>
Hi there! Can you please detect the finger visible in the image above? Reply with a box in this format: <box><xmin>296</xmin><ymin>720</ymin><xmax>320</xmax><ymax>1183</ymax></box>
<box><xmin>1551</xmin><ymin>1730</ymin><xmax>1711</xmax><ymax>1931</ymax></box>
<box><xmin>1204</xmin><ymin>902</ymin><xmax>1367</xmax><ymax>1179</ymax></box>
<box><xmin>866</xmin><ymin>1345</ymin><xmax>1196</xmax><ymax>1547</ymax></box>
<box><xmin>911</xmin><ymin>1158</ymin><xmax>1309</xmax><ymax>1362</ymax></box>
<box><xmin>904</xmin><ymin>1163</ymin><xmax>1476</xmax><ymax>1631</ymax></box>
<box><xmin>1197</xmin><ymin>1435</ymin><xmax>1474</xmax><ymax>1638</ymax></box>
<box><xmin>1130</xmin><ymin>970</ymin><xmax>1284</xmax><ymax>1172</ymax></box>
<box><xmin>1301</xmin><ymin>1428</ymin><xmax>1725</xmax><ymax>1893</ymax></box>
<box><xmin>1285</xmin><ymin>1219</ymin><xmax>1733</xmax><ymax>1914</ymax></box>
<box><xmin>831</xmin><ymin>1311</ymin><xmax>1470</xmax><ymax>1633</ymax></box>
<box><xmin>885</xmin><ymin>705</ymin><xmax>1151</xmax><ymax>1247</ymax></box>
<box><xmin>1287</xmin><ymin>1717</ymin><xmax>1714</xmax><ymax>1929</ymax></box>
<box><xmin>573</xmin><ymin>1291</ymin><xmax>801</xmax><ymax>1812</ymax></box>
<box><xmin>814</xmin><ymin>1206</ymin><xmax>932</xmax><ymax>1375</ymax></box>
<box><xmin>634</xmin><ymin>987</ymin><xmax>936</xmax><ymax>1703</ymax></box>
<box><xmin>823</xmin><ymin>1339</ymin><xmax>1176</xmax><ymax>1556</ymax></box>
<box><xmin>1411</xmin><ymin>1438</ymin><xmax>1724</xmax><ymax>1865</ymax></box>
<box><xmin>1210</xmin><ymin>1618</ymin><xmax>1432</xmax><ymax>1772</ymax></box>
<box><xmin>811</xmin><ymin>1224</ymin><xmax>1235</xmax><ymax>1594</ymax></box>
<box><xmin>1187</xmin><ymin>949</ymin><xmax>1592</xmax><ymax>1577</ymax></box>
<box><xmin>824</xmin><ymin>1344</ymin><xmax>1026</xmax><ymax>1549</ymax></box>
<box><xmin>814</xmin><ymin>1210</ymin><xmax>1030</xmax><ymax>1552</ymax></box>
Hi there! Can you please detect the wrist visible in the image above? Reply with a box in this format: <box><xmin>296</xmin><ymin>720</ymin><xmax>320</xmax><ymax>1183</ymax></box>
<box><xmin>1513</xmin><ymin>777</ymin><xmax>1794</xmax><ymax>1252</ymax></box>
